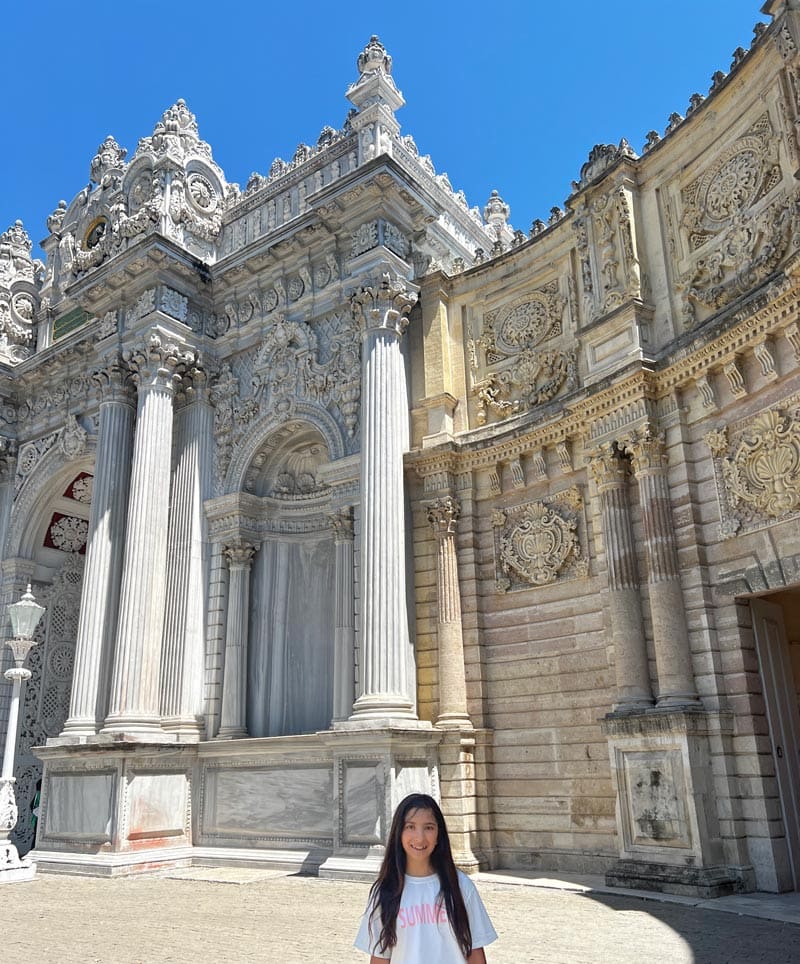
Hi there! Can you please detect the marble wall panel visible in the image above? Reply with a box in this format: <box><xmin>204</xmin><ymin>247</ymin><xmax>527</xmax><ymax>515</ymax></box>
<box><xmin>127</xmin><ymin>772</ymin><xmax>188</xmax><ymax>840</ymax></box>
<box><xmin>342</xmin><ymin>763</ymin><xmax>382</xmax><ymax>843</ymax></box>
<box><xmin>202</xmin><ymin>765</ymin><xmax>332</xmax><ymax>839</ymax></box>
<box><xmin>45</xmin><ymin>771</ymin><xmax>114</xmax><ymax>840</ymax></box>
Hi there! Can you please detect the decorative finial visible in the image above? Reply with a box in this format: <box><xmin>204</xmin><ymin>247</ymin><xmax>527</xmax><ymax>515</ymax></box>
<box><xmin>357</xmin><ymin>35</ymin><xmax>393</xmax><ymax>75</ymax></box>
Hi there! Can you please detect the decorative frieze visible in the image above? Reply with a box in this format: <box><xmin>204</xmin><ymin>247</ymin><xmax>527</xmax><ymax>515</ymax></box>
<box><xmin>492</xmin><ymin>486</ymin><xmax>587</xmax><ymax>591</ymax></box>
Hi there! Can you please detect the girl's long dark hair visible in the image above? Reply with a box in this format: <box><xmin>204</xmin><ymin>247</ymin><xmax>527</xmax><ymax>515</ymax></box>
<box><xmin>368</xmin><ymin>793</ymin><xmax>472</xmax><ymax>958</ymax></box>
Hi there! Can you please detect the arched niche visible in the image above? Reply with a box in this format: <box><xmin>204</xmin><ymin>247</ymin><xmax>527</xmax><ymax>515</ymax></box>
<box><xmin>244</xmin><ymin>421</ymin><xmax>337</xmax><ymax>737</ymax></box>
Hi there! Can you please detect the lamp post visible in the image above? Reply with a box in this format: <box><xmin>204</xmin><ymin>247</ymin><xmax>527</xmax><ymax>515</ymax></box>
<box><xmin>0</xmin><ymin>584</ymin><xmax>45</xmax><ymax>883</ymax></box>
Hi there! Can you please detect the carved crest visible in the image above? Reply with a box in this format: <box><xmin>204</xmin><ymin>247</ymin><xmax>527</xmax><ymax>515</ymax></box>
<box><xmin>705</xmin><ymin>400</ymin><xmax>800</xmax><ymax>538</ymax></box>
<box><xmin>492</xmin><ymin>487</ymin><xmax>588</xmax><ymax>591</ymax></box>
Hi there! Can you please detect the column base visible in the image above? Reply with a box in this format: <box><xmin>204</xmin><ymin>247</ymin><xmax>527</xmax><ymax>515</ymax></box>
<box><xmin>59</xmin><ymin>718</ymin><xmax>100</xmax><ymax>740</ymax></box>
<box><xmin>215</xmin><ymin>728</ymin><xmax>248</xmax><ymax>741</ymax></box>
<box><xmin>101</xmin><ymin>715</ymin><xmax>165</xmax><ymax>738</ymax></box>
<box><xmin>605</xmin><ymin>858</ymin><xmax>744</xmax><ymax>898</ymax></box>
<box><xmin>435</xmin><ymin>713</ymin><xmax>474</xmax><ymax>730</ymax></box>
<box><xmin>161</xmin><ymin>717</ymin><xmax>205</xmax><ymax>742</ymax></box>
<box><xmin>349</xmin><ymin>694</ymin><xmax>417</xmax><ymax>721</ymax></box>
<box><xmin>0</xmin><ymin>842</ymin><xmax>36</xmax><ymax>883</ymax></box>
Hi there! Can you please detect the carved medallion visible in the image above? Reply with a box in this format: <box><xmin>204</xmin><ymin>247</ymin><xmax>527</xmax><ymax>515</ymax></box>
<box><xmin>492</xmin><ymin>487</ymin><xmax>587</xmax><ymax>590</ymax></box>
<box><xmin>186</xmin><ymin>173</ymin><xmax>218</xmax><ymax>214</ymax></box>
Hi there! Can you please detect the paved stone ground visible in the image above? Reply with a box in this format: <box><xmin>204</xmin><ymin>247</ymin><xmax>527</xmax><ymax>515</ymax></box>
<box><xmin>4</xmin><ymin>869</ymin><xmax>800</xmax><ymax>963</ymax></box>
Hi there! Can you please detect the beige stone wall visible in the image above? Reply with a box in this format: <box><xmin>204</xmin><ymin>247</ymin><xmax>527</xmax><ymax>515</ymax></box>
<box><xmin>410</xmin><ymin>8</ymin><xmax>800</xmax><ymax>882</ymax></box>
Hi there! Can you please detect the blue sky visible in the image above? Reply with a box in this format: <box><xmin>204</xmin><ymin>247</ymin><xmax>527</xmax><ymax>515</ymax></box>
<box><xmin>2</xmin><ymin>1</ymin><xmax>763</xmax><ymax>259</ymax></box>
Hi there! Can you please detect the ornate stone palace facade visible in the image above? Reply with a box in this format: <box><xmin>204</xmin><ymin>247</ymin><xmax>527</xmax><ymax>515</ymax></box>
<box><xmin>1</xmin><ymin>2</ymin><xmax>800</xmax><ymax>895</ymax></box>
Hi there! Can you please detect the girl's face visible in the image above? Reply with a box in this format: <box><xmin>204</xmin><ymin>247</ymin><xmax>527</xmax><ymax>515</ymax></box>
<box><xmin>400</xmin><ymin>806</ymin><xmax>439</xmax><ymax>874</ymax></box>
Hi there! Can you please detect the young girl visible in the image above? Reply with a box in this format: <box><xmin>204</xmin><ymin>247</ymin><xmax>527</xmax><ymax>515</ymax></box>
<box><xmin>354</xmin><ymin>793</ymin><xmax>497</xmax><ymax>963</ymax></box>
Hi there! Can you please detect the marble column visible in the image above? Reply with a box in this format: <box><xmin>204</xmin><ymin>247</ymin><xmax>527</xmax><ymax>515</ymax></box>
<box><xmin>161</xmin><ymin>369</ymin><xmax>214</xmax><ymax>738</ymax></box>
<box><xmin>589</xmin><ymin>443</ymin><xmax>653</xmax><ymax>712</ymax></box>
<box><xmin>217</xmin><ymin>542</ymin><xmax>256</xmax><ymax>739</ymax></box>
<box><xmin>624</xmin><ymin>425</ymin><xmax>699</xmax><ymax>707</ymax></box>
<box><xmin>62</xmin><ymin>360</ymin><xmax>135</xmax><ymax>737</ymax></box>
<box><xmin>103</xmin><ymin>335</ymin><xmax>193</xmax><ymax>735</ymax></box>
<box><xmin>426</xmin><ymin>496</ymin><xmax>472</xmax><ymax>728</ymax></box>
<box><xmin>350</xmin><ymin>274</ymin><xmax>418</xmax><ymax>720</ymax></box>
<box><xmin>330</xmin><ymin>509</ymin><xmax>355</xmax><ymax>723</ymax></box>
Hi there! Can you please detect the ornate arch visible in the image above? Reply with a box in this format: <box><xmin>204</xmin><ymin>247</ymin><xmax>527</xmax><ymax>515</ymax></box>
<box><xmin>222</xmin><ymin>401</ymin><xmax>346</xmax><ymax>495</ymax></box>
<box><xmin>5</xmin><ymin>437</ymin><xmax>96</xmax><ymax>559</ymax></box>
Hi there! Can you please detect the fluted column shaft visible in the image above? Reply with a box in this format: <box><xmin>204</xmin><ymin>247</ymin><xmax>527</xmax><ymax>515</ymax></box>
<box><xmin>161</xmin><ymin>374</ymin><xmax>214</xmax><ymax>737</ymax></box>
<box><xmin>331</xmin><ymin>509</ymin><xmax>355</xmax><ymax>723</ymax></box>
<box><xmin>218</xmin><ymin>544</ymin><xmax>256</xmax><ymax>739</ymax></box>
<box><xmin>625</xmin><ymin>427</ymin><xmax>699</xmax><ymax>707</ymax></box>
<box><xmin>351</xmin><ymin>276</ymin><xmax>418</xmax><ymax>720</ymax></box>
<box><xmin>427</xmin><ymin>497</ymin><xmax>471</xmax><ymax>728</ymax></box>
<box><xmin>104</xmin><ymin>336</ymin><xmax>190</xmax><ymax>733</ymax></box>
<box><xmin>590</xmin><ymin>446</ymin><xmax>652</xmax><ymax>711</ymax></box>
<box><xmin>63</xmin><ymin>365</ymin><xmax>135</xmax><ymax>736</ymax></box>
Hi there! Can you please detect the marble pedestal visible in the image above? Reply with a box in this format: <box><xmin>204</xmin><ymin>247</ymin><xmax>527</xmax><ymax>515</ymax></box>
<box><xmin>601</xmin><ymin>709</ymin><xmax>748</xmax><ymax>897</ymax></box>
<box><xmin>317</xmin><ymin>722</ymin><xmax>442</xmax><ymax>880</ymax></box>
<box><xmin>31</xmin><ymin>726</ymin><xmax>447</xmax><ymax>879</ymax></box>
<box><xmin>32</xmin><ymin>741</ymin><xmax>194</xmax><ymax>877</ymax></box>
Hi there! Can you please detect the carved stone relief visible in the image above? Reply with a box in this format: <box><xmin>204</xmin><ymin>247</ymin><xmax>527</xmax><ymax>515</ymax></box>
<box><xmin>0</xmin><ymin>221</ymin><xmax>40</xmax><ymax>364</ymax></box>
<box><xmin>677</xmin><ymin>113</ymin><xmax>793</xmax><ymax>326</ymax></box>
<box><xmin>704</xmin><ymin>396</ymin><xmax>800</xmax><ymax>539</ymax></box>
<box><xmin>469</xmin><ymin>283</ymin><xmax>576</xmax><ymax>425</ymax></box>
<box><xmin>209</xmin><ymin>309</ymin><xmax>361</xmax><ymax>490</ymax></box>
<box><xmin>492</xmin><ymin>486</ymin><xmax>588</xmax><ymax>591</ymax></box>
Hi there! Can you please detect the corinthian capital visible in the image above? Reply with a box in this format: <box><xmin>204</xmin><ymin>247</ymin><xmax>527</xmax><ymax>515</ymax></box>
<box><xmin>622</xmin><ymin>423</ymin><xmax>668</xmax><ymax>476</ymax></box>
<box><xmin>123</xmin><ymin>329</ymin><xmax>198</xmax><ymax>392</ymax></box>
<box><xmin>350</xmin><ymin>270</ymin><xmax>418</xmax><ymax>336</ymax></box>
<box><xmin>223</xmin><ymin>542</ymin><xmax>256</xmax><ymax>570</ymax></box>
<box><xmin>426</xmin><ymin>495</ymin><xmax>460</xmax><ymax>537</ymax></box>
<box><xmin>588</xmin><ymin>442</ymin><xmax>628</xmax><ymax>490</ymax></box>
<box><xmin>329</xmin><ymin>506</ymin><xmax>355</xmax><ymax>540</ymax></box>
<box><xmin>93</xmin><ymin>353</ymin><xmax>136</xmax><ymax>403</ymax></box>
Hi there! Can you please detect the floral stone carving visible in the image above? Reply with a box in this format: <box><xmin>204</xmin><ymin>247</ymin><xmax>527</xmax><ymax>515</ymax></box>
<box><xmin>492</xmin><ymin>487</ymin><xmax>587</xmax><ymax>590</ymax></box>
<box><xmin>678</xmin><ymin>113</ymin><xmax>793</xmax><ymax>325</ymax></box>
<box><xmin>705</xmin><ymin>400</ymin><xmax>800</xmax><ymax>538</ymax></box>
<box><xmin>469</xmin><ymin>283</ymin><xmax>576</xmax><ymax>425</ymax></box>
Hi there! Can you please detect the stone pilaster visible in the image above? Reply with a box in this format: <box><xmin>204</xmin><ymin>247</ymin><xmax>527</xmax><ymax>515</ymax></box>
<box><xmin>103</xmin><ymin>333</ymin><xmax>194</xmax><ymax>735</ymax></box>
<box><xmin>589</xmin><ymin>443</ymin><xmax>653</xmax><ymax>711</ymax></box>
<box><xmin>350</xmin><ymin>273</ymin><xmax>419</xmax><ymax>720</ymax></box>
<box><xmin>330</xmin><ymin>508</ymin><xmax>356</xmax><ymax>723</ymax></box>
<box><xmin>161</xmin><ymin>368</ymin><xmax>214</xmax><ymax>739</ymax></box>
<box><xmin>426</xmin><ymin>496</ymin><xmax>471</xmax><ymax>728</ymax></box>
<box><xmin>624</xmin><ymin>426</ymin><xmax>699</xmax><ymax>707</ymax></box>
<box><xmin>62</xmin><ymin>359</ymin><xmax>136</xmax><ymax>737</ymax></box>
<box><xmin>217</xmin><ymin>543</ymin><xmax>256</xmax><ymax>739</ymax></box>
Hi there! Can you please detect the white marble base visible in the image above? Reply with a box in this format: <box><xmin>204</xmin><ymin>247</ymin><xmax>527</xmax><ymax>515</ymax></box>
<box><xmin>318</xmin><ymin>851</ymin><xmax>384</xmax><ymax>881</ymax></box>
<box><xmin>0</xmin><ymin>860</ymin><xmax>36</xmax><ymax>883</ymax></box>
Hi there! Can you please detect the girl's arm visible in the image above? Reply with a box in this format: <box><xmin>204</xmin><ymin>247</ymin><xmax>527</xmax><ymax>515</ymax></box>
<box><xmin>467</xmin><ymin>949</ymin><xmax>487</xmax><ymax>964</ymax></box>
<box><xmin>370</xmin><ymin>957</ymin><xmax>390</xmax><ymax>964</ymax></box>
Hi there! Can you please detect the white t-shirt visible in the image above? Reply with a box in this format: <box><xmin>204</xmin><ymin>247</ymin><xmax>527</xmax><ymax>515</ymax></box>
<box><xmin>354</xmin><ymin>870</ymin><xmax>497</xmax><ymax>962</ymax></box>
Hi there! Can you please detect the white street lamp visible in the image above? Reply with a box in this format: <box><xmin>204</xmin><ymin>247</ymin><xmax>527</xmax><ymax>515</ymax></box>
<box><xmin>0</xmin><ymin>585</ymin><xmax>46</xmax><ymax>883</ymax></box>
